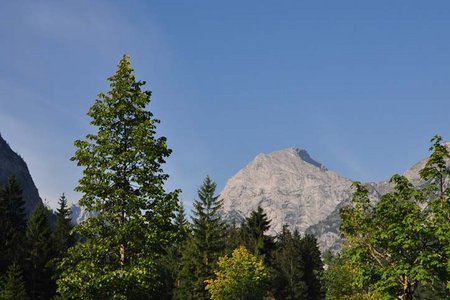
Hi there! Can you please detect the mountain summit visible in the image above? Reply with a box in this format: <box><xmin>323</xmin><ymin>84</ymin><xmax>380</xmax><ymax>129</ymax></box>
<box><xmin>219</xmin><ymin>148</ymin><xmax>354</xmax><ymax>244</ymax></box>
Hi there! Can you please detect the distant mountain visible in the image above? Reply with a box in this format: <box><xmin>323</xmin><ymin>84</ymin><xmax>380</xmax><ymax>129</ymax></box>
<box><xmin>0</xmin><ymin>133</ymin><xmax>42</xmax><ymax>214</ymax></box>
<box><xmin>70</xmin><ymin>203</ymin><xmax>94</xmax><ymax>224</ymax></box>
<box><xmin>219</xmin><ymin>148</ymin><xmax>354</xmax><ymax>252</ymax></box>
<box><xmin>219</xmin><ymin>145</ymin><xmax>449</xmax><ymax>253</ymax></box>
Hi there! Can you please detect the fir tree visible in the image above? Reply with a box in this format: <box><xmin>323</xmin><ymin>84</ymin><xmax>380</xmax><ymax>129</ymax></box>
<box><xmin>272</xmin><ymin>226</ymin><xmax>307</xmax><ymax>300</ymax></box>
<box><xmin>241</xmin><ymin>206</ymin><xmax>274</xmax><ymax>259</ymax></box>
<box><xmin>174</xmin><ymin>200</ymin><xmax>189</xmax><ymax>242</ymax></box>
<box><xmin>175</xmin><ymin>176</ymin><xmax>226</xmax><ymax>300</ymax></box>
<box><xmin>0</xmin><ymin>262</ymin><xmax>29</xmax><ymax>300</ymax></box>
<box><xmin>52</xmin><ymin>193</ymin><xmax>73</xmax><ymax>259</ymax></box>
<box><xmin>56</xmin><ymin>55</ymin><xmax>179</xmax><ymax>299</ymax></box>
<box><xmin>159</xmin><ymin>200</ymin><xmax>190</xmax><ymax>299</ymax></box>
<box><xmin>25</xmin><ymin>202</ymin><xmax>54</xmax><ymax>300</ymax></box>
<box><xmin>299</xmin><ymin>234</ymin><xmax>324</xmax><ymax>300</ymax></box>
<box><xmin>224</xmin><ymin>221</ymin><xmax>242</xmax><ymax>254</ymax></box>
<box><xmin>0</xmin><ymin>176</ymin><xmax>27</xmax><ymax>274</ymax></box>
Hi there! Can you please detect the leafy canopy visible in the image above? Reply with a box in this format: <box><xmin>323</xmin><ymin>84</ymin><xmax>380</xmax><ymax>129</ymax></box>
<box><xmin>205</xmin><ymin>246</ymin><xmax>270</xmax><ymax>300</ymax></box>
<box><xmin>339</xmin><ymin>135</ymin><xmax>450</xmax><ymax>299</ymax></box>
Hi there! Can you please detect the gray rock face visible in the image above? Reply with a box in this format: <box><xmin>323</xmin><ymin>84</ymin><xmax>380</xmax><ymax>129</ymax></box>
<box><xmin>219</xmin><ymin>148</ymin><xmax>354</xmax><ymax>250</ymax></box>
<box><xmin>219</xmin><ymin>145</ymin><xmax>449</xmax><ymax>253</ymax></box>
<box><xmin>305</xmin><ymin>182</ymin><xmax>387</xmax><ymax>253</ymax></box>
<box><xmin>0</xmin><ymin>133</ymin><xmax>42</xmax><ymax>214</ymax></box>
<box><xmin>69</xmin><ymin>203</ymin><xmax>94</xmax><ymax>224</ymax></box>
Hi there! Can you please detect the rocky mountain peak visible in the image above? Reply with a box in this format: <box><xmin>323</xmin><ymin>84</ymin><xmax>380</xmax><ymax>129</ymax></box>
<box><xmin>219</xmin><ymin>147</ymin><xmax>353</xmax><ymax>240</ymax></box>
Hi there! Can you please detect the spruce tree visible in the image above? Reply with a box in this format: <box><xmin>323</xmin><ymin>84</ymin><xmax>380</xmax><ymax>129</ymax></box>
<box><xmin>159</xmin><ymin>200</ymin><xmax>190</xmax><ymax>300</ymax></box>
<box><xmin>56</xmin><ymin>55</ymin><xmax>179</xmax><ymax>299</ymax></box>
<box><xmin>1</xmin><ymin>262</ymin><xmax>29</xmax><ymax>300</ymax></box>
<box><xmin>224</xmin><ymin>221</ymin><xmax>242</xmax><ymax>254</ymax></box>
<box><xmin>299</xmin><ymin>234</ymin><xmax>324</xmax><ymax>300</ymax></box>
<box><xmin>175</xmin><ymin>176</ymin><xmax>226</xmax><ymax>300</ymax></box>
<box><xmin>52</xmin><ymin>193</ymin><xmax>73</xmax><ymax>259</ymax></box>
<box><xmin>25</xmin><ymin>202</ymin><xmax>54</xmax><ymax>300</ymax></box>
<box><xmin>272</xmin><ymin>226</ymin><xmax>307</xmax><ymax>300</ymax></box>
<box><xmin>0</xmin><ymin>176</ymin><xmax>27</xmax><ymax>274</ymax></box>
<box><xmin>241</xmin><ymin>206</ymin><xmax>274</xmax><ymax>259</ymax></box>
<box><xmin>174</xmin><ymin>200</ymin><xmax>189</xmax><ymax>241</ymax></box>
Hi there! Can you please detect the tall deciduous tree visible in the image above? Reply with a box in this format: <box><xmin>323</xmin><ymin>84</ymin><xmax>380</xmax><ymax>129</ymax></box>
<box><xmin>56</xmin><ymin>55</ymin><xmax>179</xmax><ymax>299</ymax></box>
<box><xmin>419</xmin><ymin>135</ymin><xmax>450</xmax><ymax>290</ymax></box>
<box><xmin>175</xmin><ymin>176</ymin><xmax>226</xmax><ymax>300</ymax></box>
<box><xmin>339</xmin><ymin>136</ymin><xmax>450</xmax><ymax>299</ymax></box>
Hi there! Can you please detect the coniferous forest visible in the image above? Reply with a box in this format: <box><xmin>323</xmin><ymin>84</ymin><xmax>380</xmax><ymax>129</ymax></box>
<box><xmin>1</xmin><ymin>56</ymin><xmax>450</xmax><ymax>299</ymax></box>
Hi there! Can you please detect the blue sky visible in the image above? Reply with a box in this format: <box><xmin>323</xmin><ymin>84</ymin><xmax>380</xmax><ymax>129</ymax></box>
<box><xmin>1</xmin><ymin>1</ymin><xmax>449</xmax><ymax>209</ymax></box>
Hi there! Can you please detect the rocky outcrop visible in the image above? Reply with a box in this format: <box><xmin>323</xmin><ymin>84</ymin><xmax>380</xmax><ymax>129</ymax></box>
<box><xmin>0</xmin><ymin>133</ymin><xmax>42</xmax><ymax>214</ymax></box>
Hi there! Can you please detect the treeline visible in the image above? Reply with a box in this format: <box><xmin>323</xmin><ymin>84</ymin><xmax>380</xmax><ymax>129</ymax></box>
<box><xmin>166</xmin><ymin>176</ymin><xmax>324</xmax><ymax>300</ymax></box>
<box><xmin>0</xmin><ymin>175</ymin><xmax>323</xmax><ymax>299</ymax></box>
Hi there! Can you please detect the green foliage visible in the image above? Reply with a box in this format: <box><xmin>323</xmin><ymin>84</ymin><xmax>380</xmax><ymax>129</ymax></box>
<box><xmin>25</xmin><ymin>202</ymin><xmax>55</xmax><ymax>299</ymax></box>
<box><xmin>272</xmin><ymin>226</ymin><xmax>307</xmax><ymax>299</ymax></box>
<box><xmin>338</xmin><ymin>135</ymin><xmax>450</xmax><ymax>299</ymax></box>
<box><xmin>174</xmin><ymin>200</ymin><xmax>189</xmax><ymax>242</ymax></box>
<box><xmin>205</xmin><ymin>246</ymin><xmax>270</xmax><ymax>300</ymax></box>
<box><xmin>158</xmin><ymin>200</ymin><xmax>190</xmax><ymax>299</ymax></box>
<box><xmin>419</xmin><ymin>135</ymin><xmax>450</xmax><ymax>289</ymax></box>
<box><xmin>53</xmin><ymin>193</ymin><xmax>74</xmax><ymax>259</ymax></box>
<box><xmin>56</xmin><ymin>55</ymin><xmax>179</xmax><ymax>299</ymax></box>
<box><xmin>175</xmin><ymin>176</ymin><xmax>226</xmax><ymax>300</ymax></box>
<box><xmin>323</xmin><ymin>254</ymin><xmax>381</xmax><ymax>300</ymax></box>
<box><xmin>0</xmin><ymin>262</ymin><xmax>29</xmax><ymax>300</ymax></box>
<box><xmin>0</xmin><ymin>176</ymin><xmax>27</xmax><ymax>272</ymax></box>
<box><xmin>298</xmin><ymin>234</ymin><xmax>325</xmax><ymax>299</ymax></box>
<box><xmin>223</xmin><ymin>221</ymin><xmax>242</xmax><ymax>254</ymax></box>
<box><xmin>241</xmin><ymin>206</ymin><xmax>274</xmax><ymax>259</ymax></box>
<box><xmin>270</xmin><ymin>225</ymin><xmax>325</xmax><ymax>300</ymax></box>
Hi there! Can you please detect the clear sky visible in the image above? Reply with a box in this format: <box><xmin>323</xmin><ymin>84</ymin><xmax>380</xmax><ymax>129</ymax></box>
<box><xmin>1</xmin><ymin>1</ymin><xmax>449</xmax><ymax>210</ymax></box>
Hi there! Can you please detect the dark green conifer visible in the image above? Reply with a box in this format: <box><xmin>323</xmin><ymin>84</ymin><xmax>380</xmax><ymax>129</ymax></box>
<box><xmin>224</xmin><ymin>221</ymin><xmax>242</xmax><ymax>254</ymax></box>
<box><xmin>25</xmin><ymin>202</ymin><xmax>54</xmax><ymax>300</ymax></box>
<box><xmin>175</xmin><ymin>176</ymin><xmax>226</xmax><ymax>300</ymax></box>
<box><xmin>272</xmin><ymin>226</ymin><xmax>307</xmax><ymax>299</ymax></box>
<box><xmin>0</xmin><ymin>176</ymin><xmax>27</xmax><ymax>274</ymax></box>
<box><xmin>52</xmin><ymin>194</ymin><xmax>73</xmax><ymax>259</ymax></box>
<box><xmin>158</xmin><ymin>200</ymin><xmax>190</xmax><ymax>300</ymax></box>
<box><xmin>1</xmin><ymin>262</ymin><xmax>29</xmax><ymax>300</ymax></box>
<box><xmin>241</xmin><ymin>206</ymin><xmax>274</xmax><ymax>259</ymax></box>
<box><xmin>299</xmin><ymin>234</ymin><xmax>325</xmax><ymax>300</ymax></box>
